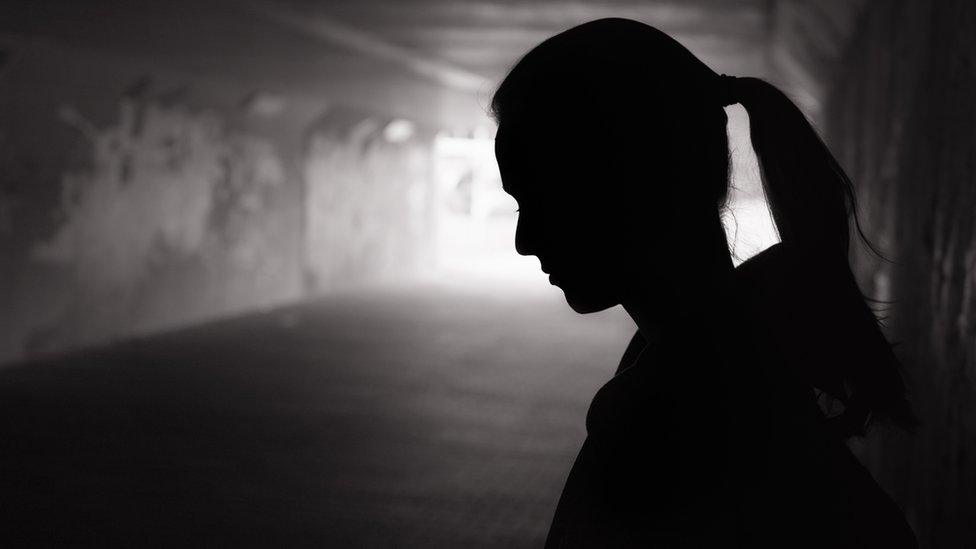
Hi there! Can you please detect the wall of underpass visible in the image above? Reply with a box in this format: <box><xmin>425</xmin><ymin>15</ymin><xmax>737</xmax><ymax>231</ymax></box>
<box><xmin>826</xmin><ymin>1</ymin><xmax>976</xmax><ymax>546</ymax></box>
<box><xmin>0</xmin><ymin>38</ymin><xmax>439</xmax><ymax>365</ymax></box>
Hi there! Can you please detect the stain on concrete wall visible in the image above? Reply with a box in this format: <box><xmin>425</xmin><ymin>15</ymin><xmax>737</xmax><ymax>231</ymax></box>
<box><xmin>303</xmin><ymin>108</ymin><xmax>435</xmax><ymax>291</ymax></box>
<box><xmin>827</xmin><ymin>1</ymin><xmax>976</xmax><ymax>546</ymax></box>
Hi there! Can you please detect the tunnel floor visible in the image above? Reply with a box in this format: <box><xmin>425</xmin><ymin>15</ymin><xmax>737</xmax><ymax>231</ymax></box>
<box><xmin>0</xmin><ymin>285</ymin><xmax>634</xmax><ymax>547</ymax></box>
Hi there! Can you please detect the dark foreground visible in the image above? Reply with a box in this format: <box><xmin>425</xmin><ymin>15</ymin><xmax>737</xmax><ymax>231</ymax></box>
<box><xmin>0</xmin><ymin>285</ymin><xmax>633</xmax><ymax>547</ymax></box>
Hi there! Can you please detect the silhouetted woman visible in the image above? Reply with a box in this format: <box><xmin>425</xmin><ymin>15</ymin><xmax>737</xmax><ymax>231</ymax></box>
<box><xmin>492</xmin><ymin>19</ymin><xmax>917</xmax><ymax>548</ymax></box>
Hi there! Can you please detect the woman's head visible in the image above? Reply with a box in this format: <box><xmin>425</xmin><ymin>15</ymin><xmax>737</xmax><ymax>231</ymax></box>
<box><xmin>492</xmin><ymin>18</ymin><xmax>916</xmax><ymax>437</ymax></box>
<box><xmin>492</xmin><ymin>19</ymin><xmax>732</xmax><ymax>313</ymax></box>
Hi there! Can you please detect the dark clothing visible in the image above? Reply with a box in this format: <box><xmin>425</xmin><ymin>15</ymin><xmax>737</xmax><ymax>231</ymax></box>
<box><xmin>544</xmin><ymin>245</ymin><xmax>917</xmax><ymax>548</ymax></box>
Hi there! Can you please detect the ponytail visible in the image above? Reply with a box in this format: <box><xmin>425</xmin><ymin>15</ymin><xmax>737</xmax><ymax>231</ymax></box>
<box><xmin>722</xmin><ymin>76</ymin><xmax>916</xmax><ymax>437</ymax></box>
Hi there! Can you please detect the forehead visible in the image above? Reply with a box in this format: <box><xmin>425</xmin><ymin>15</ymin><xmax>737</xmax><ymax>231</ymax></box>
<box><xmin>496</xmin><ymin>124</ymin><xmax>553</xmax><ymax>174</ymax></box>
<box><xmin>494</xmin><ymin>128</ymin><xmax>524</xmax><ymax>196</ymax></box>
<box><xmin>497</xmin><ymin>132</ymin><xmax>598</xmax><ymax>206</ymax></box>
<box><xmin>495</xmin><ymin>120</ymin><xmax>573</xmax><ymax>168</ymax></box>
<box><xmin>494</xmin><ymin>123</ymin><xmax>534</xmax><ymax>178</ymax></box>
<box><xmin>494</xmin><ymin>122</ymin><xmax>530</xmax><ymax>155</ymax></box>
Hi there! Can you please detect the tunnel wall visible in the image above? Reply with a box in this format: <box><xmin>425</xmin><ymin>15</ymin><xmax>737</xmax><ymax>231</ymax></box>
<box><xmin>826</xmin><ymin>1</ymin><xmax>976</xmax><ymax>546</ymax></box>
<box><xmin>303</xmin><ymin>109</ymin><xmax>435</xmax><ymax>292</ymax></box>
<box><xmin>0</xmin><ymin>38</ymin><xmax>437</xmax><ymax>365</ymax></box>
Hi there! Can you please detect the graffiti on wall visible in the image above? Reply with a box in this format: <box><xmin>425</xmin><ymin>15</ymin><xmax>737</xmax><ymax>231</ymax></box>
<box><xmin>25</xmin><ymin>96</ymin><xmax>297</xmax><ymax>354</ymax></box>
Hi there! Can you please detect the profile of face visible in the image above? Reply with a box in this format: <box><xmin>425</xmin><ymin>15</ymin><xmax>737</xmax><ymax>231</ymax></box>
<box><xmin>495</xmin><ymin>119</ymin><xmax>661</xmax><ymax>314</ymax></box>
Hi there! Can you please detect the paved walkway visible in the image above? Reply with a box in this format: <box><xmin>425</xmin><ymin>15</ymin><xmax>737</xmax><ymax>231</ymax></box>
<box><xmin>0</xmin><ymin>285</ymin><xmax>634</xmax><ymax>547</ymax></box>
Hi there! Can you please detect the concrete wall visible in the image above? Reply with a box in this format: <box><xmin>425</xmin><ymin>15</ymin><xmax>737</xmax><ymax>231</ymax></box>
<box><xmin>303</xmin><ymin>109</ymin><xmax>435</xmax><ymax>291</ymax></box>
<box><xmin>827</xmin><ymin>1</ymin><xmax>976</xmax><ymax>546</ymax></box>
<box><xmin>0</xmin><ymin>37</ymin><xmax>438</xmax><ymax>365</ymax></box>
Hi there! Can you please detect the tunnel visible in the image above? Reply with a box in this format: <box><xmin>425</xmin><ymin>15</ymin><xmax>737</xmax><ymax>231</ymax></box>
<box><xmin>0</xmin><ymin>1</ymin><xmax>974</xmax><ymax>547</ymax></box>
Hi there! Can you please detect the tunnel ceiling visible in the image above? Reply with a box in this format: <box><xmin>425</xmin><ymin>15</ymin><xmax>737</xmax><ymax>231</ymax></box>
<box><xmin>1</xmin><ymin>0</ymin><xmax>867</xmax><ymax>129</ymax></box>
<box><xmin>276</xmin><ymin>0</ymin><xmax>774</xmax><ymax>84</ymax></box>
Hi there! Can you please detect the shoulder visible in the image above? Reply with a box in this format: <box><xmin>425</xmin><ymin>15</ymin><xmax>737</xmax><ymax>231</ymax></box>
<box><xmin>585</xmin><ymin>331</ymin><xmax>731</xmax><ymax>437</ymax></box>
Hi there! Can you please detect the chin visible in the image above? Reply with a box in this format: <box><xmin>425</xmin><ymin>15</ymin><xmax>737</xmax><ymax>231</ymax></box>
<box><xmin>563</xmin><ymin>287</ymin><xmax>618</xmax><ymax>314</ymax></box>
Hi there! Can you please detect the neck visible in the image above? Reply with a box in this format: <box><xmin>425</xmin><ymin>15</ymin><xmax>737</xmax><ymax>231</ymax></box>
<box><xmin>622</xmin><ymin>225</ymin><xmax>735</xmax><ymax>344</ymax></box>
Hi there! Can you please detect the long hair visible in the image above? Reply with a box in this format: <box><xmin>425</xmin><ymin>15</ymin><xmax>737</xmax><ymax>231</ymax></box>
<box><xmin>732</xmin><ymin>77</ymin><xmax>916</xmax><ymax>437</ymax></box>
<box><xmin>490</xmin><ymin>18</ymin><xmax>915</xmax><ymax>439</ymax></box>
